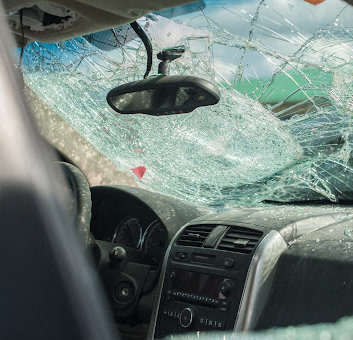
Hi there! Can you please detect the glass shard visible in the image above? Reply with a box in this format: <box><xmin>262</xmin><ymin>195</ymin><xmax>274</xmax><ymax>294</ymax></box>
<box><xmin>21</xmin><ymin>0</ymin><xmax>353</xmax><ymax>208</ymax></box>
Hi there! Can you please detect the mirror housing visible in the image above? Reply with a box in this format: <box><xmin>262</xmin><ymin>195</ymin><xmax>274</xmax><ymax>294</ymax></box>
<box><xmin>106</xmin><ymin>75</ymin><xmax>220</xmax><ymax>115</ymax></box>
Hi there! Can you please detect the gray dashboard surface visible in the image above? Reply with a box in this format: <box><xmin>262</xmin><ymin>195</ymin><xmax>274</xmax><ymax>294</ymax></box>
<box><xmin>91</xmin><ymin>186</ymin><xmax>353</xmax><ymax>243</ymax></box>
<box><xmin>149</xmin><ymin>203</ymin><xmax>353</xmax><ymax>338</ymax></box>
<box><xmin>188</xmin><ymin>204</ymin><xmax>353</xmax><ymax>243</ymax></box>
<box><xmin>256</xmin><ymin>216</ymin><xmax>353</xmax><ymax>330</ymax></box>
<box><xmin>90</xmin><ymin>187</ymin><xmax>353</xmax><ymax>337</ymax></box>
<box><xmin>91</xmin><ymin>185</ymin><xmax>206</xmax><ymax>237</ymax></box>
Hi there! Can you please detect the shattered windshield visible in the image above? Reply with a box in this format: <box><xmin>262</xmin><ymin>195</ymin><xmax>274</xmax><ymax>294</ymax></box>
<box><xmin>21</xmin><ymin>0</ymin><xmax>353</xmax><ymax>208</ymax></box>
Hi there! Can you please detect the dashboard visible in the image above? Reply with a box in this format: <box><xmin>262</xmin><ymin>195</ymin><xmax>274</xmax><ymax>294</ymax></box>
<box><xmin>89</xmin><ymin>185</ymin><xmax>353</xmax><ymax>339</ymax></box>
<box><xmin>96</xmin><ymin>213</ymin><xmax>168</xmax><ymax>264</ymax></box>
<box><xmin>90</xmin><ymin>185</ymin><xmax>204</xmax><ymax>267</ymax></box>
<box><xmin>148</xmin><ymin>205</ymin><xmax>353</xmax><ymax>338</ymax></box>
<box><xmin>113</xmin><ymin>217</ymin><xmax>167</xmax><ymax>264</ymax></box>
<box><xmin>89</xmin><ymin>185</ymin><xmax>204</xmax><ymax>328</ymax></box>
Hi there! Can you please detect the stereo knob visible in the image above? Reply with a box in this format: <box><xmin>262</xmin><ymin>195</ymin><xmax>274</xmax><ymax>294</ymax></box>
<box><xmin>179</xmin><ymin>307</ymin><xmax>197</xmax><ymax>328</ymax></box>
<box><xmin>220</xmin><ymin>279</ymin><xmax>235</xmax><ymax>296</ymax></box>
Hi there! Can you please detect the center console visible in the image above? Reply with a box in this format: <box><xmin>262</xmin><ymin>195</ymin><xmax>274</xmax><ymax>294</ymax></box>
<box><xmin>150</xmin><ymin>223</ymin><xmax>274</xmax><ymax>338</ymax></box>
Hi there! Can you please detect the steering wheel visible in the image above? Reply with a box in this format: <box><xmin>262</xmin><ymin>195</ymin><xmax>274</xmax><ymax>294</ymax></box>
<box><xmin>58</xmin><ymin>162</ymin><xmax>158</xmax><ymax>321</ymax></box>
<box><xmin>58</xmin><ymin>162</ymin><xmax>95</xmax><ymax>247</ymax></box>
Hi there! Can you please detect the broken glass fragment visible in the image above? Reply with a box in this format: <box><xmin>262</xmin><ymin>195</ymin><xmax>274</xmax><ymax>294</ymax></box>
<box><xmin>344</xmin><ymin>228</ymin><xmax>352</xmax><ymax>237</ymax></box>
<box><xmin>21</xmin><ymin>0</ymin><xmax>353</xmax><ymax>208</ymax></box>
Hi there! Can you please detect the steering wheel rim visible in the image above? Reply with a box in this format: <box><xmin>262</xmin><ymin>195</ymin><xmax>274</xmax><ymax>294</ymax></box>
<box><xmin>59</xmin><ymin>162</ymin><xmax>95</xmax><ymax>247</ymax></box>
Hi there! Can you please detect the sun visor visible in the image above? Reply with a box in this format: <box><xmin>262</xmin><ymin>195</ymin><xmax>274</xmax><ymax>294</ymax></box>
<box><xmin>2</xmin><ymin>0</ymin><xmax>198</xmax><ymax>43</ymax></box>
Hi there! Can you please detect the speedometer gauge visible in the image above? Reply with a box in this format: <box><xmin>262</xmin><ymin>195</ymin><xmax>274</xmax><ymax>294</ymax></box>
<box><xmin>142</xmin><ymin>220</ymin><xmax>168</xmax><ymax>264</ymax></box>
<box><xmin>112</xmin><ymin>216</ymin><xmax>143</xmax><ymax>248</ymax></box>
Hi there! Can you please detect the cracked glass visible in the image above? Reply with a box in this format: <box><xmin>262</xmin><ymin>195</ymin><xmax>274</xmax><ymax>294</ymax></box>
<box><xmin>21</xmin><ymin>0</ymin><xmax>353</xmax><ymax>209</ymax></box>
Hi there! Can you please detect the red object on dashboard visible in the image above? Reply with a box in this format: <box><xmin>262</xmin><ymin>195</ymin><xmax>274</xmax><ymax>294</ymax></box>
<box><xmin>304</xmin><ymin>0</ymin><xmax>325</xmax><ymax>4</ymax></box>
<box><xmin>132</xmin><ymin>166</ymin><xmax>146</xmax><ymax>179</ymax></box>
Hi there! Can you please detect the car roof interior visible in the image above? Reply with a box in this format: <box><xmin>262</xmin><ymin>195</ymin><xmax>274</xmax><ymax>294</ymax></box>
<box><xmin>2</xmin><ymin>0</ymin><xmax>196</xmax><ymax>43</ymax></box>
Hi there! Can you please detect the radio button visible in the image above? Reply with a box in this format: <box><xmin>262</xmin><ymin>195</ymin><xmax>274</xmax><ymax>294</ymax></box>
<box><xmin>219</xmin><ymin>301</ymin><xmax>229</xmax><ymax>312</ymax></box>
<box><xmin>179</xmin><ymin>307</ymin><xmax>197</xmax><ymax>328</ymax></box>
<box><xmin>220</xmin><ymin>279</ymin><xmax>235</xmax><ymax>295</ymax></box>
<box><xmin>224</xmin><ymin>258</ymin><xmax>235</xmax><ymax>268</ymax></box>
<box><xmin>199</xmin><ymin>317</ymin><xmax>206</xmax><ymax>325</ymax></box>
<box><xmin>216</xmin><ymin>321</ymin><xmax>225</xmax><ymax>329</ymax></box>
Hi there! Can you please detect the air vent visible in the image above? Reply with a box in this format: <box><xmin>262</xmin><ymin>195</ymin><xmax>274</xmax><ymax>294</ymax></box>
<box><xmin>177</xmin><ymin>225</ymin><xmax>215</xmax><ymax>247</ymax></box>
<box><xmin>217</xmin><ymin>226</ymin><xmax>263</xmax><ymax>254</ymax></box>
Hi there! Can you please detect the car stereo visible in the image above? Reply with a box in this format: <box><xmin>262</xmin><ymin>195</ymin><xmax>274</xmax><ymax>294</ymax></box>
<box><xmin>152</xmin><ymin>247</ymin><xmax>252</xmax><ymax>338</ymax></box>
<box><xmin>149</xmin><ymin>223</ymin><xmax>270</xmax><ymax>338</ymax></box>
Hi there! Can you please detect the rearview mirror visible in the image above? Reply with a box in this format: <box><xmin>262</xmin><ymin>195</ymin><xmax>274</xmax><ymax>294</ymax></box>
<box><xmin>106</xmin><ymin>75</ymin><xmax>220</xmax><ymax>115</ymax></box>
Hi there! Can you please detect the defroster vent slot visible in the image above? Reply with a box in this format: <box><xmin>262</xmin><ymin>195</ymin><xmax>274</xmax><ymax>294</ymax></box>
<box><xmin>177</xmin><ymin>225</ymin><xmax>215</xmax><ymax>247</ymax></box>
<box><xmin>217</xmin><ymin>226</ymin><xmax>263</xmax><ymax>254</ymax></box>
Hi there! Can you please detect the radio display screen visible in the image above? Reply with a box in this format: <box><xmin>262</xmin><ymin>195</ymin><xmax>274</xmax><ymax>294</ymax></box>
<box><xmin>170</xmin><ymin>270</ymin><xmax>225</xmax><ymax>298</ymax></box>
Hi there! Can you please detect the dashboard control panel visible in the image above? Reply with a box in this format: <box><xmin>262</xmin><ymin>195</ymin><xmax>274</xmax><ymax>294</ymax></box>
<box><xmin>153</xmin><ymin>247</ymin><xmax>252</xmax><ymax>338</ymax></box>
<box><xmin>149</xmin><ymin>222</ymin><xmax>268</xmax><ymax>338</ymax></box>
